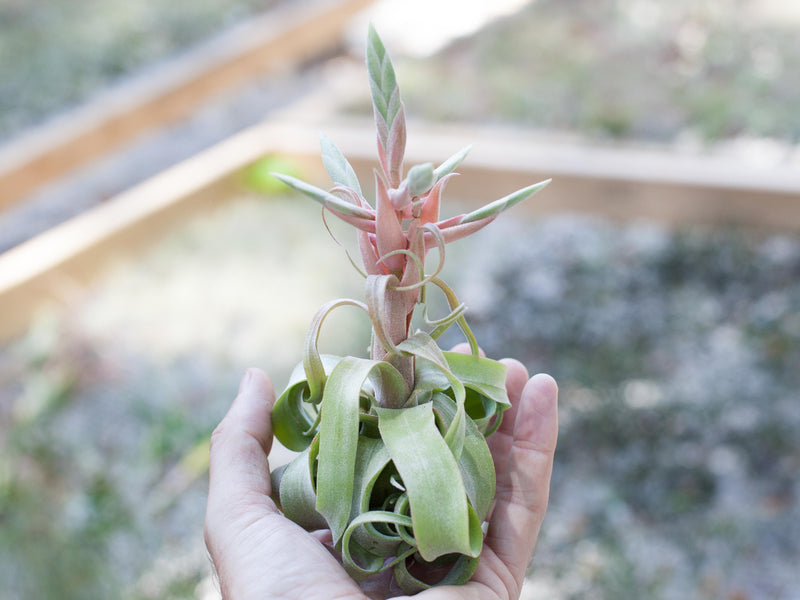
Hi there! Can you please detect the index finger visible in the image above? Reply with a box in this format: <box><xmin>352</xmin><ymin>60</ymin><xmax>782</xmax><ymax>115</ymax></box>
<box><xmin>206</xmin><ymin>368</ymin><xmax>277</xmax><ymax>519</ymax></box>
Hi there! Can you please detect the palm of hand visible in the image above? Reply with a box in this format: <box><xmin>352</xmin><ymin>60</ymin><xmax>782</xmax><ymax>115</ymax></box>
<box><xmin>205</xmin><ymin>355</ymin><xmax>557</xmax><ymax>600</ymax></box>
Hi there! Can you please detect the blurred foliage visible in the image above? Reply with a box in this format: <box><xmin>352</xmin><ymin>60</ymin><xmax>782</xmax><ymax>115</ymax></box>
<box><xmin>0</xmin><ymin>316</ymin><xmax>217</xmax><ymax>599</ymax></box>
<box><xmin>0</xmin><ymin>0</ymin><xmax>282</xmax><ymax>138</ymax></box>
<box><xmin>240</xmin><ymin>155</ymin><xmax>307</xmax><ymax>195</ymax></box>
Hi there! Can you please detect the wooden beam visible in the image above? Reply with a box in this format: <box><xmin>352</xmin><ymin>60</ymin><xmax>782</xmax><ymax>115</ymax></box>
<box><xmin>310</xmin><ymin>120</ymin><xmax>800</xmax><ymax>231</ymax></box>
<box><xmin>0</xmin><ymin>0</ymin><xmax>374</xmax><ymax>209</ymax></box>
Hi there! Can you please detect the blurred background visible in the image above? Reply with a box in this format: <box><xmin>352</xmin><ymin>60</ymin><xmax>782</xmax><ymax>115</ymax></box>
<box><xmin>1</xmin><ymin>0</ymin><xmax>799</xmax><ymax>598</ymax></box>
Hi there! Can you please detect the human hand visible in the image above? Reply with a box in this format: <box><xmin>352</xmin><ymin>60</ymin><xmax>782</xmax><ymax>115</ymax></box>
<box><xmin>204</xmin><ymin>355</ymin><xmax>558</xmax><ymax>600</ymax></box>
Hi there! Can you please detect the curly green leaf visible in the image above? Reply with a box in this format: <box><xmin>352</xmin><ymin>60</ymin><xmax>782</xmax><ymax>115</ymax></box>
<box><xmin>272</xmin><ymin>355</ymin><xmax>343</xmax><ymax>451</ymax></box>
<box><xmin>316</xmin><ymin>357</ymin><xmax>408</xmax><ymax>543</ymax></box>
<box><xmin>376</xmin><ymin>403</ymin><xmax>480</xmax><ymax>561</ymax></box>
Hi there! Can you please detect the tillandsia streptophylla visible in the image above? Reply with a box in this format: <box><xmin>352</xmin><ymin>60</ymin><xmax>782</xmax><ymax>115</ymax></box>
<box><xmin>269</xmin><ymin>26</ymin><xmax>550</xmax><ymax>593</ymax></box>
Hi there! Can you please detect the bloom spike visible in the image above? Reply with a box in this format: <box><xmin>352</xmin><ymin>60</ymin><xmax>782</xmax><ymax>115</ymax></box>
<box><xmin>374</xmin><ymin>172</ymin><xmax>407</xmax><ymax>275</ymax></box>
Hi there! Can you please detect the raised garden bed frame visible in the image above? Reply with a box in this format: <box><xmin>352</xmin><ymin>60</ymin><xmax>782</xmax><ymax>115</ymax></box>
<box><xmin>0</xmin><ymin>0</ymin><xmax>798</xmax><ymax>342</ymax></box>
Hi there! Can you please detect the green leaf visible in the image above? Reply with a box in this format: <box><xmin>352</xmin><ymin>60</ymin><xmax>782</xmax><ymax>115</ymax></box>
<box><xmin>342</xmin><ymin>511</ymin><xmax>414</xmax><ymax>578</ymax></box>
<box><xmin>272</xmin><ymin>172</ymin><xmax>374</xmax><ymax>220</ymax></box>
<box><xmin>393</xmin><ymin>553</ymin><xmax>480</xmax><ymax>594</ymax></box>
<box><xmin>397</xmin><ymin>333</ymin><xmax>467</xmax><ymax>459</ymax></box>
<box><xmin>348</xmin><ymin>438</ymin><xmax>397</xmax><ymax>557</ymax></box>
<box><xmin>316</xmin><ymin>357</ymin><xmax>375</xmax><ymax>543</ymax></box>
<box><xmin>304</xmin><ymin>299</ymin><xmax>368</xmax><ymax>404</ymax></box>
<box><xmin>316</xmin><ymin>358</ymin><xmax>407</xmax><ymax>543</ymax></box>
<box><xmin>272</xmin><ymin>355</ymin><xmax>343</xmax><ymax>451</ymax></box>
<box><xmin>275</xmin><ymin>448</ymin><xmax>328</xmax><ymax>531</ymax></box>
<box><xmin>320</xmin><ymin>133</ymin><xmax>363</xmax><ymax>196</ymax></box>
<box><xmin>376</xmin><ymin>403</ymin><xmax>476</xmax><ymax>561</ymax></box>
<box><xmin>432</xmin><ymin>393</ymin><xmax>496</xmax><ymax>521</ymax></box>
<box><xmin>444</xmin><ymin>352</ymin><xmax>510</xmax><ymax>434</ymax></box>
<box><xmin>444</xmin><ymin>352</ymin><xmax>510</xmax><ymax>408</ymax></box>
<box><xmin>397</xmin><ymin>331</ymin><xmax>449</xmax><ymax>373</ymax></box>
<box><xmin>459</xmin><ymin>179</ymin><xmax>551</xmax><ymax>224</ymax></box>
<box><xmin>428</xmin><ymin>277</ymin><xmax>481</xmax><ymax>356</ymax></box>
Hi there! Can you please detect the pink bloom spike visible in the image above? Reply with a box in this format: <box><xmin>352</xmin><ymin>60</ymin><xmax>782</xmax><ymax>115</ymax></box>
<box><xmin>419</xmin><ymin>173</ymin><xmax>456</xmax><ymax>225</ymax></box>
<box><xmin>375</xmin><ymin>172</ymin><xmax>407</xmax><ymax>274</ymax></box>
<box><xmin>358</xmin><ymin>229</ymin><xmax>385</xmax><ymax>275</ymax></box>
<box><xmin>387</xmin><ymin>103</ymin><xmax>407</xmax><ymax>187</ymax></box>
<box><xmin>376</xmin><ymin>132</ymin><xmax>391</xmax><ymax>186</ymax></box>
<box><xmin>397</xmin><ymin>221</ymin><xmax>424</xmax><ymax>312</ymax></box>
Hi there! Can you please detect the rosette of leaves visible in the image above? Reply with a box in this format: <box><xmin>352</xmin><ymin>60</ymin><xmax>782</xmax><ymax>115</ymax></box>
<box><xmin>269</xmin><ymin>26</ymin><xmax>550</xmax><ymax>593</ymax></box>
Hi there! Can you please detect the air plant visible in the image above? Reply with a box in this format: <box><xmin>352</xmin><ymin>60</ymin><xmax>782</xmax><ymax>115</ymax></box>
<box><xmin>269</xmin><ymin>26</ymin><xmax>550</xmax><ymax>593</ymax></box>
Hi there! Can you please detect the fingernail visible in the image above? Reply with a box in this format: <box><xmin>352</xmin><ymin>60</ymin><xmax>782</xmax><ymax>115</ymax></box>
<box><xmin>238</xmin><ymin>369</ymin><xmax>254</xmax><ymax>393</ymax></box>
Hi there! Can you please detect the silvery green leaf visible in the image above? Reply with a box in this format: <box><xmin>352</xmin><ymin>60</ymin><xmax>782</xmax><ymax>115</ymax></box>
<box><xmin>459</xmin><ymin>179</ymin><xmax>551</xmax><ymax>224</ymax></box>
<box><xmin>272</xmin><ymin>172</ymin><xmax>374</xmax><ymax>220</ymax></box>
<box><xmin>275</xmin><ymin>449</ymin><xmax>328</xmax><ymax>531</ymax></box>
<box><xmin>376</xmin><ymin>403</ymin><xmax>478</xmax><ymax>561</ymax></box>
<box><xmin>320</xmin><ymin>133</ymin><xmax>363</xmax><ymax>196</ymax></box>
<box><xmin>316</xmin><ymin>358</ymin><xmax>408</xmax><ymax>543</ymax></box>
<box><xmin>433</xmin><ymin>145</ymin><xmax>471</xmax><ymax>182</ymax></box>
<box><xmin>431</xmin><ymin>393</ymin><xmax>496</xmax><ymax>521</ymax></box>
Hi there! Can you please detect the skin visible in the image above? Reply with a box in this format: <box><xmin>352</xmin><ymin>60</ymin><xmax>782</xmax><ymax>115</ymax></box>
<box><xmin>204</xmin><ymin>348</ymin><xmax>558</xmax><ymax>600</ymax></box>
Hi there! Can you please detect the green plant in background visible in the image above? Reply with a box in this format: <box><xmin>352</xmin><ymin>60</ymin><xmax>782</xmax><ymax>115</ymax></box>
<box><xmin>269</xmin><ymin>26</ymin><xmax>549</xmax><ymax>592</ymax></box>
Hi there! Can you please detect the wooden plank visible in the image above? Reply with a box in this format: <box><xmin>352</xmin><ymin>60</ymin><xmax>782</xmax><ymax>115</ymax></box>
<box><xmin>0</xmin><ymin>123</ymin><xmax>272</xmax><ymax>341</ymax></box>
<box><xmin>1</xmin><ymin>118</ymin><xmax>799</xmax><ymax>342</ymax></box>
<box><xmin>0</xmin><ymin>0</ymin><xmax>374</xmax><ymax>210</ymax></box>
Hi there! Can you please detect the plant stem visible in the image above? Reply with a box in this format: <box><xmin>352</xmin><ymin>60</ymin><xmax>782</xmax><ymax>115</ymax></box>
<box><xmin>368</xmin><ymin>279</ymin><xmax>415</xmax><ymax>403</ymax></box>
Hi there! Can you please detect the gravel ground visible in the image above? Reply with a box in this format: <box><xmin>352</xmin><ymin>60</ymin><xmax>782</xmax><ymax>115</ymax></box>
<box><xmin>2</xmin><ymin>1</ymin><xmax>800</xmax><ymax>598</ymax></box>
<box><xmin>2</xmin><ymin>197</ymin><xmax>799</xmax><ymax>598</ymax></box>
<box><xmin>451</xmin><ymin>215</ymin><xmax>800</xmax><ymax>599</ymax></box>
